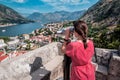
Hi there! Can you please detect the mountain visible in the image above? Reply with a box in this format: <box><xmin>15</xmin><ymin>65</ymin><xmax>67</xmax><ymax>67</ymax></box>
<box><xmin>80</xmin><ymin>0</ymin><xmax>120</xmax><ymax>49</ymax></box>
<box><xmin>0</xmin><ymin>4</ymin><xmax>30</xmax><ymax>24</ymax></box>
<box><xmin>27</xmin><ymin>10</ymin><xmax>85</xmax><ymax>23</ymax></box>
<box><xmin>20</xmin><ymin>13</ymin><xmax>30</xmax><ymax>17</ymax></box>
<box><xmin>80</xmin><ymin>0</ymin><xmax>120</xmax><ymax>27</ymax></box>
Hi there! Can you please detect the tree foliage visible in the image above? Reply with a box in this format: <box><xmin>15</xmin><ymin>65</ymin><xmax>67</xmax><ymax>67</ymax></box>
<box><xmin>88</xmin><ymin>25</ymin><xmax>120</xmax><ymax>49</ymax></box>
<box><xmin>0</xmin><ymin>36</ymin><xmax>10</xmax><ymax>43</ymax></box>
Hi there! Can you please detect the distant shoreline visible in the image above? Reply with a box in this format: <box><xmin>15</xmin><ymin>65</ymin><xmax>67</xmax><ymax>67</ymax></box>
<box><xmin>0</xmin><ymin>23</ymin><xmax>17</xmax><ymax>28</ymax></box>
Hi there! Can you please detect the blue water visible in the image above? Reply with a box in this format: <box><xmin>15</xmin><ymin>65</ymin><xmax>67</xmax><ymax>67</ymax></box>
<box><xmin>0</xmin><ymin>22</ymin><xmax>44</xmax><ymax>37</ymax></box>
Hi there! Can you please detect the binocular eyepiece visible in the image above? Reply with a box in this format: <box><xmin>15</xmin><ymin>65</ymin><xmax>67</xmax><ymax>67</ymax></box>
<box><xmin>69</xmin><ymin>27</ymin><xmax>74</xmax><ymax>32</ymax></box>
<box><xmin>57</xmin><ymin>27</ymin><xmax>74</xmax><ymax>34</ymax></box>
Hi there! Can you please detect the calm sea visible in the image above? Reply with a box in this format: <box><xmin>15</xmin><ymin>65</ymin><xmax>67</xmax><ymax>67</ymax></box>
<box><xmin>0</xmin><ymin>22</ymin><xmax>43</xmax><ymax>37</ymax></box>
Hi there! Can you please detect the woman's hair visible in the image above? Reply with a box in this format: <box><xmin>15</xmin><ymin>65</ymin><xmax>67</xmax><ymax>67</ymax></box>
<box><xmin>73</xmin><ymin>20</ymin><xmax>88</xmax><ymax>49</ymax></box>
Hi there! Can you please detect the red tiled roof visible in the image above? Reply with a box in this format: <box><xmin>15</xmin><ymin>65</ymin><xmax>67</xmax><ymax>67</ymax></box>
<box><xmin>0</xmin><ymin>52</ymin><xmax>4</xmax><ymax>56</ymax></box>
<box><xmin>15</xmin><ymin>51</ymin><xmax>27</xmax><ymax>56</ymax></box>
<box><xmin>0</xmin><ymin>55</ymin><xmax>8</xmax><ymax>62</ymax></box>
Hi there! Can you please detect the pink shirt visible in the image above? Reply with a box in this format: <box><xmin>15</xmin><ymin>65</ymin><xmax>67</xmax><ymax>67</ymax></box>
<box><xmin>66</xmin><ymin>40</ymin><xmax>95</xmax><ymax>80</ymax></box>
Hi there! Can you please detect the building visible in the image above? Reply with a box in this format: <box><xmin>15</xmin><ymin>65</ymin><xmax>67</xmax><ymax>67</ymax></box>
<box><xmin>7</xmin><ymin>39</ymin><xmax>19</xmax><ymax>50</ymax></box>
<box><xmin>0</xmin><ymin>39</ymin><xmax>7</xmax><ymax>49</ymax></box>
<box><xmin>0</xmin><ymin>39</ymin><xmax>4</xmax><ymax>44</ymax></box>
<box><xmin>23</xmin><ymin>34</ymin><xmax>30</xmax><ymax>40</ymax></box>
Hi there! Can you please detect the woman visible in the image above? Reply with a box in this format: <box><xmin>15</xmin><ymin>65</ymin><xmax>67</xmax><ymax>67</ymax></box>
<box><xmin>62</xmin><ymin>20</ymin><xmax>95</xmax><ymax>80</ymax></box>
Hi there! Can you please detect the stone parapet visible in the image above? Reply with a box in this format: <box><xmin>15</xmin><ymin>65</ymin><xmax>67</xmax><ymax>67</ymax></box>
<box><xmin>0</xmin><ymin>42</ymin><xmax>63</xmax><ymax>80</ymax></box>
<box><xmin>108</xmin><ymin>52</ymin><xmax>120</xmax><ymax>78</ymax></box>
<box><xmin>0</xmin><ymin>43</ymin><xmax>120</xmax><ymax>80</ymax></box>
<box><xmin>95</xmin><ymin>48</ymin><xmax>120</xmax><ymax>80</ymax></box>
<box><xmin>93</xmin><ymin>48</ymin><xmax>118</xmax><ymax>67</ymax></box>
<box><xmin>96</xmin><ymin>65</ymin><xmax>108</xmax><ymax>80</ymax></box>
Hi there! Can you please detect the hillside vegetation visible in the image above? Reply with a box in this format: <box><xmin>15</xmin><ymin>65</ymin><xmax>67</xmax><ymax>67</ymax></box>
<box><xmin>79</xmin><ymin>0</ymin><xmax>120</xmax><ymax>49</ymax></box>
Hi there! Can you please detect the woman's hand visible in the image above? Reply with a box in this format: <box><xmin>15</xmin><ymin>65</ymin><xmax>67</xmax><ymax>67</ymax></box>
<box><xmin>65</xmin><ymin>29</ymin><xmax>71</xmax><ymax>39</ymax></box>
<box><xmin>61</xmin><ymin>29</ymin><xmax>71</xmax><ymax>54</ymax></box>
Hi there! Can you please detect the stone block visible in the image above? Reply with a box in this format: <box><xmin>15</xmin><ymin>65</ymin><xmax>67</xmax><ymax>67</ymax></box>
<box><xmin>96</xmin><ymin>72</ymin><xmax>107</xmax><ymax>80</ymax></box>
<box><xmin>44</xmin><ymin>56</ymin><xmax>63</xmax><ymax>80</ymax></box>
<box><xmin>96</xmin><ymin>65</ymin><xmax>108</xmax><ymax>80</ymax></box>
<box><xmin>107</xmin><ymin>75</ymin><xmax>120</xmax><ymax>80</ymax></box>
<box><xmin>31</xmin><ymin>68</ymin><xmax>51</xmax><ymax>80</ymax></box>
<box><xmin>94</xmin><ymin>48</ymin><xmax>117</xmax><ymax>67</ymax></box>
<box><xmin>109</xmin><ymin>52</ymin><xmax>120</xmax><ymax>77</ymax></box>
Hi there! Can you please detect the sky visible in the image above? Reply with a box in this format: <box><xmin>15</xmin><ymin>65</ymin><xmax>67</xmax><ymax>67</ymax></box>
<box><xmin>0</xmin><ymin>0</ymin><xmax>99</xmax><ymax>15</ymax></box>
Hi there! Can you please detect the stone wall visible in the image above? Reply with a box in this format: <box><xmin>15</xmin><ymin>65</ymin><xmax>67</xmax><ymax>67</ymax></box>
<box><xmin>93</xmin><ymin>48</ymin><xmax>118</xmax><ymax>67</ymax></box>
<box><xmin>94</xmin><ymin>48</ymin><xmax>120</xmax><ymax>80</ymax></box>
<box><xmin>108</xmin><ymin>53</ymin><xmax>120</xmax><ymax>80</ymax></box>
<box><xmin>0</xmin><ymin>42</ymin><xmax>63</xmax><ymax>80</ymax></box>
<box><xmin>0</xmin><ymin>42</ymin><xmax>120</xmax><ymax>80</ymax></box>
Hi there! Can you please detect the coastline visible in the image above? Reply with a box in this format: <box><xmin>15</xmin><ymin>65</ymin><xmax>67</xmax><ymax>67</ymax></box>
<box><xmin>0</xmin><ymin>23</ymin><xmax>17</xmax><ymax>28</ymax></box>
<box><xmin>0</xmin><ymin>22</ymin><xmax>63</xmax><ymax>37</ymax></box>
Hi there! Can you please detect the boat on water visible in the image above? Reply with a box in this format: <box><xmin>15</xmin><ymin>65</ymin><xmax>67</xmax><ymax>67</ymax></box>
<box><xmin>2</xmin><ymin>30</ymin><xmax>6</xmax><ymax>32</ymax></box>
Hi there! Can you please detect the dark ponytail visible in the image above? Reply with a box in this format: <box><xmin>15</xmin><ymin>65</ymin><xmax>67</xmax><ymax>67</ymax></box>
<box><xmin>82</xmin><ymin>35</ymin><xmax>87</xmax><ymax>49</ymax></box>
<box><xmin>73</xmin><ymin>20</ymin><xmax>88</xmax><ymax>49</ymax></box>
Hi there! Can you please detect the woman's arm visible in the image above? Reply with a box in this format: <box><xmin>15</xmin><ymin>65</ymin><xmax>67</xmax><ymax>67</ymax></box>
<box><xmin>61</xmin><ymin>29</ymin><xmax>71</xmax><ymax>53</ymax></box>
<box><xmin>61</xmin><ymin>41</ymin><xmax>67</xmax><ymax>53</ymax></box>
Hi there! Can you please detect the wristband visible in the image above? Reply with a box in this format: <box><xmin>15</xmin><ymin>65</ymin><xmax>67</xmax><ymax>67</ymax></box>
<box><xmin>64</xmin><ymin>38</ymin><xmax>69</xmax><ymax>42</ymax></box>
<box><xmin>64</xmin><ymin>38</ymin><xmax>71</xmax><ymax>44</ymax></box>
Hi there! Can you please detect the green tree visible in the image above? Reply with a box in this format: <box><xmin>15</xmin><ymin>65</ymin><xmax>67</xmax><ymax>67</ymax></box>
<box><xmin>0</xmin><ymin>36</ymin><xmax>10</xmax><ymax>43</ymax></box>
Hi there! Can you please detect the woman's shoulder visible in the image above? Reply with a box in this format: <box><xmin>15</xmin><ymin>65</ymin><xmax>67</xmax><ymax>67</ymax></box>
<box><xmin>68</xmin><ymin>39</ymin><xmax>94</xmax><ymax>47</ymax></box>
<box><xmin>87</xmin><ymin>39</ymin><xmax>94</xmax><ymax>49</ymax></box>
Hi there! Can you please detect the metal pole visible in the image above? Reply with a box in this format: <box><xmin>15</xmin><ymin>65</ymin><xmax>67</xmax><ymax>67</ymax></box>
<box><xmin>63</xmin><ymin>55</ymin><xmax>71</xmax><ymax>80</ymax></box>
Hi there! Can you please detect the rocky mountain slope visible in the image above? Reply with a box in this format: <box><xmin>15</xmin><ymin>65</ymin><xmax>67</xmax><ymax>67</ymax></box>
<box><xmin>81</xmin><ymin>0</ymin><xmax>120</xmax><ymax>27</ymax></box>
<box><xmin>27</xmin><ymin>10</ymin><xmax>85</xmax><ymax>23</ymax></box>
<box><xmin>80</xmin><ymin>0</ymin><xmax>120</xmax><ymax>49</ymax></box>
<box><xmin>0</xmin><ymin>4</ymin><xmax>30</xmax><ymax>24</ymax></box>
